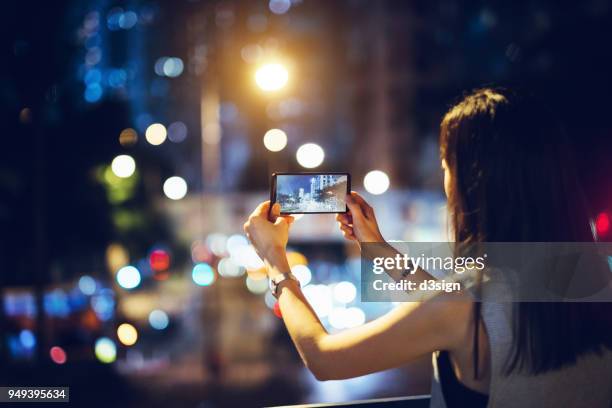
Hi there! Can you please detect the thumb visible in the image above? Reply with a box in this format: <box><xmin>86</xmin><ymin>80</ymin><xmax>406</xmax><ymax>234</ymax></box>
<box><xmin>346</xmin><ymin>194</ymin><xmax>365</xmax><ymax>222</ymax></box>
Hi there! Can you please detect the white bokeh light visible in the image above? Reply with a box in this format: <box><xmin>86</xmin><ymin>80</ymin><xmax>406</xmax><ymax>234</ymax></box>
<box><xmin>291</xmin><ymin>264</ymin><xmax>312</xmax><ymax>287</ymax></box>
<box><xmin>145</xmin><ymin>123</ymin><xmax>167</xmax><ymax>145</ymax></box>
<box><xmin>344</xmin><ymin>307</ymin><xmax>366</xmax><ymax>328</ymax></box>
<box><xmin>363</xmin><ymin>170</ymin><xmax>390</xmax><ymax>195</ymax></box>
<box><xmin>255</xmin><ymin>63</ymin><xmax>288</xmax><ymax>91</ymax></box>
<box><xmin>263</xmin><ymin>129</ymin><xmax>288</xmax><ymax>152</ymax></box>
<box><xmin>246</xmin><ymin>276</ymin><xmax>268</xmax><ymax>294</ymax></box>
<box><xmin>162</xmin><ymin>57</ymin><xmax>184</xmax><ymax>77</ymax></box>
<box><xmin>302</xmin><ymin>284</ymin><xmax>333</xmax><ymax>317</ymax></box>
<box><xmin>116</xmin><ymin>266</ymin><xmax>141</xmax><ymax>290</ymax></box>
<box><xmin>111</xmin><ymin>155</ymin><xmax>136</xmax><ymax>178</ymax></box>
<box><xmin>217</xmin><ymin>257</ymin><xmax>245</xmax><ymax>278</ymax></box>
<box><xmin>231</xmin><ymin>245</ymin><xmax>265</xmax><ymax>270</ymax></box>
<box><xmin>226</xmin><ymin>234</ymin><xmax>249</xmax><ymax>256</ymax></box>
<box><xmin>333</xmin><ymin>281</ymin><xmax>357</xmax><ymax>304</ymax></box>
<box><xmin>296</xmin><ymin>143</ymin><xmax>325</xmax><ymax>168</ymax></box>
<box><xmin>329</xmin><ymin>307</ymin><xmax>349</xmax><ymax>329</ymax></box>
<box><xmin>163</xmin><ymin>176</ymin><xmax>188</xmax><ymax>200</ymax></box>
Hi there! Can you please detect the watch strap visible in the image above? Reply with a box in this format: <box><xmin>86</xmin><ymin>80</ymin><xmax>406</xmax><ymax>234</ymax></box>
<box><xmin>270</xmin><ymin>272</ymin><xmax>299</xmax><ymax>298</ymax></box>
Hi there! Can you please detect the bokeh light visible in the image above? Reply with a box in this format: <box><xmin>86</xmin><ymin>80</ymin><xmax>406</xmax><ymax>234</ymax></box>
<box><xmin>167</xmin><ymin>121</ymin><xmax>188</xmax><ymax>143</ymax></box>
<box><xmin>269</xmin><ymin>0</ymin><xmax>291</xmax><ymax>15</ymax></box>
<box><xmin>118</xmin><ymin>11</ymin><xmax>138</xmax><ymax>29</ymax></box>
<box><xmin>596</xmin><ymin>212</ymin><xmax>610</xmax><ymax>236</ymax></box>
<box><xmin>291</xmin><ymin>264</ymin><xmax>312</xmax><ymax>286</ymax></box>
<box><xmin>218</xmin><ymin>257</ymin><xmax>245</xmax><ymax>278</ymax></box>
<box><xmin>333</xmin><ymin>281</ymin><xmax>357</xmax><ymax>304</ymax></box>
<box><xmin>78</xmin><ymin>275</ymin><xmax>97</xmax><ymax>296</ymax></box>
<box><xmin>241</xmin><ymin>44</ymin><xmax>263</xmax><ymax>63</ymax></box>
<box><xmin>148</xmin><ymin>309</ymin><xmax>169</xmax><ymax>330</ymax></box>
<box><xmin>145</xmin><ymin>123</ymin><xmax>167</xmax><ymax>145</ymax></box>
<box><xmin>111</xmin><ymin>155</ymin><xmax>136</xmax><ymax>178</ymax></box>
<box><xmin>191</xmin><ymin>239</ymin><xmax>213</xmax><ymax>263</ymax></box>
<box><xmin>117</xmin><ymin>323</ymin><xmax>138</xmax><ymax>346</ymax></box>
<box><xmin>116</xmin><ymin>265</ymin><xmax>141</xmax><ymax>290</ymax></box>
<box><xmin>163</xmin><ymin>176</ymin><xmax>188</xmax><ymax>200</ymax></box>
<box><xmin>255</xmin><ymin>63</ymin><xmax>288</xmax><ymax>91</ymax></box>
<box><xmin>231</xmin><ymin>245</ymin><xmax>265</xmax><ymax>270</ymax></box>
<box><xmin>106</xmin><ymin>243</ymin><xmax>129</xmax><ymax>273</ymax></box>
<box><xmin>246</xmin><ymin>276</ymin><xmax>269</xmax><ymax>294</ymax></box>
<box><xmin>19</xmin><ymin>330</ymin><xmax>36</xmax><ymax>349</ymax></box>
<box><xmin>206</xmin><ymin>233</ymin><xmax>228</xmax><ymax>257</ymax></box>
<box><xmin>363</xmin><ymin>170</ymin><xmax>390</xmax><ymax>195</ymax></box>
<box><xmin>264</xmin><ymin>290</ymin><xmax>277</xmax><ymax>309</ymax></box>
<box><xmin>192</xmin><ymin>263</ymin><xmax>216</xmax><ymax>286</ymax></box>
<box><xmin>19</xmin><ymin>107</ymin><xmax>32</xmax><ymax>124</ymax></box>
<box><xmin>296</xmin><ymin>143</ymin><xmax>325</xmax><ymax>168</ymax></box>
<box><xmin>149</xmin><ymin>249</ymin><xmax>170</xmax><ymax>272</ymax></box>
<box><xmin>273</xmin><ymin>301</ymin><xmax>282</xmax><ymax>318</ymax></box>
<box><xmin>286</xmin><ymin>251</ymin><xmax>308</xmax><ymax>267</ymax></box>
<box><xmin>263</xmin><ymin>128</ymin><xmax>288</xmax><ymax>152</ymax></box>
<box><xmin>91</xmin><ymin>290</ymin><xmax>115</xmax><ymax>321</ymax></box>
<box><xmin>84</xmin><ymin>83</ymin><xmax>103</xmax><ymax>103</ymax></box>
<box><xmin>94</xmin><ymin>337</ymin><xmax>117</xmax><ymax>364</ymax></box>
<box><xmin>50</xmin><ymin>346</ymin><xmax>67</xmax><ymax>364</ymax></box>
<box><xmin>344</xmin><ymin>307</ymin><xmax>366</xmax><ymax>328</ymax></box>
<box><xmin>162</xmin><ymin>57</ymin><xmax>184</xmax><ymax>77</ymax></box>
<box><xmin>119</xmin><ymin>128</ymin><xmax>138</xmax><ymax>147</ymax></box>
<box><xmin>226</xmin><ymin>234</ymin><xmax>249</xmax><ymax>255</ymax></box>
<box><xmin>302</xmin><ymin>284</ymin><xmax>333</xmax><ymax>317</ymax></box>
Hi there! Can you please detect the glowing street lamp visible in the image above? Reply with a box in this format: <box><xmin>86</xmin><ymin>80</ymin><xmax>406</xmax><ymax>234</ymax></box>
<box><xmin>255</xmin><ymin>63</ymin><xmax>289</xmax><ymax>91</ymax></box>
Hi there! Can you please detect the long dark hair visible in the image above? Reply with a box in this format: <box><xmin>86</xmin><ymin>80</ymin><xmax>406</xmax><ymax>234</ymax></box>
<box><xmin>440</xmin><ymin>87</ymin><xmax>612</xmax><ymax>376</ymax></box>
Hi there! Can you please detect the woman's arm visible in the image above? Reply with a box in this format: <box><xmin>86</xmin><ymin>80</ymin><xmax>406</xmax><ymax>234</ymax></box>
<box><xmin>276</xmin><ymin>274</ymin><xmax>471</xmax><ymax>380</ymax></box>
<box><xmin>244</xmin><ymin>201</ymin><xmax>472</xmax><ymax>381</ymax></box>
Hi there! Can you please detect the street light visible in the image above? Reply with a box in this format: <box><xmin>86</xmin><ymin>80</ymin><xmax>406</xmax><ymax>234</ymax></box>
<box><xmin>255</xmin><ymin>63</ymin><xmax>289</xmax><ymax>91</ymax></box>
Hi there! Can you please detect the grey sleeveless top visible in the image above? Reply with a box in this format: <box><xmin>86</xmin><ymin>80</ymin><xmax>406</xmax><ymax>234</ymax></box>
<box><xmin>429</xmin><ymin>275</ymin><xmax>612</xmax><ymax>408</ymax></box>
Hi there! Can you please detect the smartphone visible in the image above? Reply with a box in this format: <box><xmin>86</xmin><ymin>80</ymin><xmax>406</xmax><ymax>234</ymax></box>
<box><xmin>270</xmin><ymin>172</ymin><xmax>351</xmax><ymax>214</ymax></box>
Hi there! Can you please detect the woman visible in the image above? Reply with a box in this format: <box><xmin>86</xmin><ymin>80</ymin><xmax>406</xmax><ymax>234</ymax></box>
<box><xmin>243</xmin><ymin>88</ymin><xmax>612</xmax><ymax>407</ymax></box>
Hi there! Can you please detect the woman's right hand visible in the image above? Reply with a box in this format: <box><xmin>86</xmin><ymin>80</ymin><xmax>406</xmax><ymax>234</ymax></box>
<box><xmin>336</xmin><ymin>191</ymin><xmax>385</xmax><ymax>243</ymax></box>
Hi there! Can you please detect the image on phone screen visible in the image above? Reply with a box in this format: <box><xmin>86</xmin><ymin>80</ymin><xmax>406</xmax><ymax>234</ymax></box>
<box><xmin>272</xmin><ymin>173</ymin><xmax>350</xmax><ymax>214</ymax></box>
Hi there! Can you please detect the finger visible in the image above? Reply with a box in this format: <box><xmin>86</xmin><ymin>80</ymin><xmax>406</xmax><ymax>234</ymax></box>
<box><xmin>345</xmin><ymin>194</ymin><xmax>366</xmax><ymax>222</ymax></box>
<box><xmin>251</xmin><ymin>201</ymin><xmax>271</xmax><ymax>217</ymax></box>
<box><xmin>350</xmin><ymin>191</ymin><xmax>374</xmax><ymax>218</ymax></box>
<box><xmin>337</xmin><ymin>221</ymin><xmax>350</xmax><ymax>230</ymax></box>
<box><xmin>336</xmin><ymin>213</ymin><xmax>352</xmax><ymax>224</ymax></box>
<box><xmin>340</xmin><ymin>224</ymin><xmax>353</xmax><ymax>235</ymax></box>
<box><xmin>342</xmin><ymin>230</ymin><xmax>356</xmax><ymax>240</ymax></box>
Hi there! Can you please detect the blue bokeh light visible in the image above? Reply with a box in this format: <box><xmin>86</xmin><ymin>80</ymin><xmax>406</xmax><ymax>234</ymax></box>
<box><xmin>192</xmin><ymin>263</ymin><xmax>215</xmax><ymax>286</ymax></box>
<box><xmin>148</xmin><ymin>309</ymin><xmax>169</xmax><ymax>330</ymax></box>
<box><xmin>84</xmin><ymin>83</ymin><xmax>103</xmax><ymax>103</ymax></box>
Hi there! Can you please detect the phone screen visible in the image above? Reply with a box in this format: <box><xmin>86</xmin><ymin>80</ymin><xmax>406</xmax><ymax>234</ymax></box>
<box><xmin>272</xmin><ymin>173</ymin><xmax>350</xmax><ymax>214</ymax></box>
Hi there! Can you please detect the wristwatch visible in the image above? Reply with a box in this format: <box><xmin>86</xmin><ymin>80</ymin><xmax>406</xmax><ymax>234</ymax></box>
<box><xmin>269</xmin><ymin>272</ymin><xmax>300</xmax><ymax>298</ymax></box>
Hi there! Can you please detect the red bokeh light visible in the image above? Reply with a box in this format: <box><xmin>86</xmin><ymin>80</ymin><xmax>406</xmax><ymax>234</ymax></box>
<box><xmin>595</xmin><ymin>212</ymin><xmax>610</xmax><ymax>236</ymax></box>
<box><xmin>273</xmin><ymin>301</ymin><xmax>282</xmax><ymax>319</ymax></box>
<box><xmin>149</xmin><ymin>249</ymin><xmax>170</xmax><ymax>272</ymax></box>
<box><xmin>49</xmin><ymin>346</ymin><xmax>67</xmax><ymax>364</ymax></box>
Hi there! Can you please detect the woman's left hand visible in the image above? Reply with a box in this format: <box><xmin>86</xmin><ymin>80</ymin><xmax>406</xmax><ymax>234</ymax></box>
<box><xmin>244</xmin><ymin>201</ymin><xmax>294</xmax><ymax>269</ymax></box>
